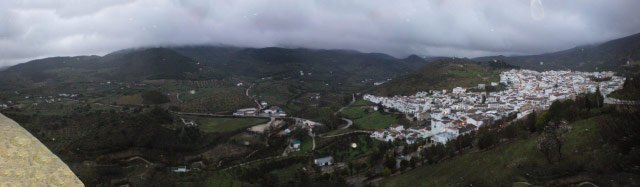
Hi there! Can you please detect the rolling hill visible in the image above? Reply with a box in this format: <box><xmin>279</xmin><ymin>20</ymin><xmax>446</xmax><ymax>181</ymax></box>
<box><xmin>171</xmin><ymin>46</ymin><xmax>429</xmax><ymax>85</ymax></box>
<box><xmin>476</xmin><ymin>32</ymin><xmax>640</xmax><ymax>72</ymax></box>
<box><xmin>98</xmin><ymin>48</ymin><xmax>200</xmax><ymax>80</ymax></box>
<box><xmin>370</xmin><ymin>58</ymin><xmax>511</xmax><ymax>96</ymax></box>
<box><xmin>1</xmin><ymin>46</ymin><xmax>431</xmax><ymax>88</ymax></box>
<box><xmin>0</xmin><ymin>48</ymin><xmax>202</xmax><ymax>85</ymax></box>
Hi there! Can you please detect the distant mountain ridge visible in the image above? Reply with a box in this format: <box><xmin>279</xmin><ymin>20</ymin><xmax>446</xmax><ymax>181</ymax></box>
<box><xmin>475</xmin><ymin>32</ymin><xmax>640</xmax><ymax>72</ymax></box>
<box><xmin>369</xmin><ymin>32</ymin><xmax>640</xmax><ymax>96</ymax></box>
<box><xmin>0</xmin><ymin>46</ymin><xmax>433</xmax><ymax>90</ymax></box>
<box><xmin>170</xmin><ymin>46</ymin><xmax>428</xmax><ymax>82</ymax></box>
<box><xmin>3</xmin><ymin>32</ymin><xmax>638</xmax><ymax>89</ymax></box>
<box><xmin>3</xmin><ymin>48</ymin><xmax>201</xmax><ymax>81</ymax></box>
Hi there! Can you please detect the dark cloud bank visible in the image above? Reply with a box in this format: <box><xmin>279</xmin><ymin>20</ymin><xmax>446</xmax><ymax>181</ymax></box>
<box><xmin>1</xmin><ymin>0</ymin><xmax>639</xmax><ymax>66</ymax></box>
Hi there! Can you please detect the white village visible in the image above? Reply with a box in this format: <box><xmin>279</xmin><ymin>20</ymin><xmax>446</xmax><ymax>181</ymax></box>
<box><xmin>365</xmin><ymin>69</ymin><xmax>625</xmax><ymax>145</ymax></box>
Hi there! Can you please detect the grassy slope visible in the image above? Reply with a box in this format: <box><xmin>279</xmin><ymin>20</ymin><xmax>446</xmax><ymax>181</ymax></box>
<box><xmin>354</xmin><ymin>112</ymin><xmax>399</xmax><ymax>130</ymax></box>
<box><xmin>372</xmin><ymin>60</ymin><xmax>500</xmax><ymax>96</ymax></box>
<box><xmin>382</xmin><ymin>116</ymin><xmax>627</xmax><ymax>186</ymax></box>
<box><xmin>341</xmin><ymin>107</ymin><xmax>368</xmax><ymax>119</ymax></box>
<box><xmin>196</xmin><ymin>117</ymin><xmax>269</xmax><ymax>133</ymax></box>
<box><xmin>299</xmin><ymin>135</ymin><xmax>314</xmax><ymax>152</ymax></box>
<box><xmin>340</xmin><ymin>107</ymin><xmax>399</xmax><ymax>130</ymax></box>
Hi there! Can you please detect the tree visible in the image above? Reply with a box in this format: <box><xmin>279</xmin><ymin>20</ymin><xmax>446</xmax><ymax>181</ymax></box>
<box><xmin>526</xmin><ymin>111</ymin><xmax>537</xmax><ymax>133</ymax></box>
<box><xmin>425</xmin><ymin>143</ymin><xmax>446</xmax><ymax>164</ymax></box>
<box><xmin>537</xmin><ymin>122</ymin><xmax>563</xmax><ymax>163</ymax></box>
<box><xmin>262</xmin><ymin>173</ymin><xmax>279</xmax><ymax>187</ymax></box>
<box><xmin>383</xmin><ymin>167</ymin><xmax>392</xmax><ymax>177</ymax></box>
<box><xmin>584</xmin><ymin>96</ymin><xmax>591</xmax><ymax>111</ymax></box>
<box><xmin>477</xmin><ymin>132</ymin><xmax>497</xmax><ymax>150</ymax></box>
<box><xmin>384</xmin><ymin>155</ymin><xmax>396</xmax><ymax>170</ymax></box>
<box><xmin>400</xmin><ymin>160</ymin><xmax>410</xmax><ymax>170</ymax></box>
<box><xmin>501</xmin><ymin>122</ymin><xmax>519</xmax><ymax>140</ymax></box>
<box><xmin>377</xmin><ymin>102</ymin><xmax>385</xmax><ymax>114</ymax></box>
<box><xmin>594</xmin><ymin>87</ymin><xmax>604</xmax><ymax>108</ymax></box>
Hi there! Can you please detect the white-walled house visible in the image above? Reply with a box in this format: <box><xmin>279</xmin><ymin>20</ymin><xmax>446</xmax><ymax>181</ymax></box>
<box><xmin>432</xmin><ymin>132</ymin><xmax>456</xmax><ymax>144</ymax></box>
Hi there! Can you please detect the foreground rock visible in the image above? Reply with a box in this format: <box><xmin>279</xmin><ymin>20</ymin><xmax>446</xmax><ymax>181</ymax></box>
<box><xmin>0</xmin><ymin>113</ymin><xmax>84</xmax><ymax>187</ymax></box>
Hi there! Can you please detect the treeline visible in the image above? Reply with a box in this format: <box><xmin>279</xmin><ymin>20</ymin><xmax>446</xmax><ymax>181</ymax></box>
<box><xmin>5</xmin><ymin>106</ymin><xmax>222</xmax><ymax>161</ymax></box>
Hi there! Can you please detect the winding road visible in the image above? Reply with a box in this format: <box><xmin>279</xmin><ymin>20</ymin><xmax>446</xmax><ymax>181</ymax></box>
<box><xmin>245</xmin><ymin>84</ymin><xmax>263</xmax><ymax>110</ymax></box>
<box><xmin>176</xmin><ymin>93</ymin><xmax>183</xmax><ymax>103</ymax></box>
<box><xmin>335</xmin><ymin>93</ymin><xmax>356</xmax><ymax>129</ymax></box>
<box><xmin>320</xmin><ymin>130</ymin><xmax>372</xmax><ymax>138</ymax></box>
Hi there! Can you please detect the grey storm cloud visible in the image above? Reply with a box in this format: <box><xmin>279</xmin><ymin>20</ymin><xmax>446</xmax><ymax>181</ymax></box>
<box><xmin>1</xmin><ymin>0</ymin><xmax>640</xmax><ymax>66</ymax></box>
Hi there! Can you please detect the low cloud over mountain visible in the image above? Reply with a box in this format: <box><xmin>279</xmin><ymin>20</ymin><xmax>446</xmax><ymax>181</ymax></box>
<box><xmin>1</xmin><ymin>0</ymin><xmax>639</xmax><ymax>66</ymax></box>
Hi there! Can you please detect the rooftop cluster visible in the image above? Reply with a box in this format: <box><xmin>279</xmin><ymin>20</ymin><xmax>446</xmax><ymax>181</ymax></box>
<box><xmin>365</xmin><ymin>69</ymin><xmax>625</xmax><ymax>145</ymax></box>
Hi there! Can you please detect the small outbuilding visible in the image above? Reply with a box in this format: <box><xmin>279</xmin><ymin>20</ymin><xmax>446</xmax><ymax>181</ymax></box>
<box><xmin>314</xmin><ymin>156</ymin><xmax>334</xmax><ymax>167</ymax></box>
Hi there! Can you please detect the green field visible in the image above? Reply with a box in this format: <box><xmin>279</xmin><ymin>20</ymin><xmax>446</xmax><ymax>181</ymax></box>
<box><xmin>354</xmin><ymin>112</ymin><xmax>398</xmax><ymax>130</ymax></box>
<box><xmin>340</xmin><ymin>107</ymin><xmax>368</xmax><ymax>119</ymax></box>
<box><xmin>382</xmin><ymin>116</ymin><xmax>625</xmax><ymax>186</ymax></box>
<box><xmin>339</xmin><ymin>106</ymin><xmax>398</xmax><ymax>130</ymax></box>
<box><xmin>299</xmin><ymin>135</ymin><xmax>313</xmax><ymax>152</ymax></box>
<box><xmin>196</xmin><ymin>117</ymin><xmax>269</xmax><ymax>133</ymax></box>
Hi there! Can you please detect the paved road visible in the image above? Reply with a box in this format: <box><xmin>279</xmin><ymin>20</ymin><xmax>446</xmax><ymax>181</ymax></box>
<box><xmin>124</xmin><ymin>156</ymin><xmax>153</xmax><ymax>165</ymax></box>
<box><xmin>176</xmin><ymin>93</ymin><xmax>183</xmax><ymax>103</ymax></box>
<box><xmin>335</xmin><ymin>93</ymin><xmax>356</xmax><ymax>115</ymax></box>
<box><xmin>340</xmin><ymin>118</ymin><xmax>353</xmax><ymax>129</ymax></box>
<box><xmin>308</xmin><ymin>129</ymin><xmax>316</xmax><ymax>150</ymax></box>
<box><xmin>336</xmin><ymin>93</ymin><xmax>357</xmax><ymax>129</ymax></box>
<box><xmin>320</xmin><ymin>130</ymin><xmax>372</xmax><ymax>138</ymax></box>
<box><xmin>171</xmin><ymin>111</ymin><xmax>272</xmax><ymax>118</ymax></box>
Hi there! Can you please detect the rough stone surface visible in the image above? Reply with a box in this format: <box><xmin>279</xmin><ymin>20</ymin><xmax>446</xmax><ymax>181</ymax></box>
<box><xmin>0</xmin><ymin>113</ymin><xmax>84</xmax><ymax>187</ymax></box>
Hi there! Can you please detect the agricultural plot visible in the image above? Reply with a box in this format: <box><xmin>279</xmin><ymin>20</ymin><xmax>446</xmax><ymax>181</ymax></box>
<box><xmin>196</xmin><ymin>117</ymin><xmax>270</xmax><ymax>133</ymax></box>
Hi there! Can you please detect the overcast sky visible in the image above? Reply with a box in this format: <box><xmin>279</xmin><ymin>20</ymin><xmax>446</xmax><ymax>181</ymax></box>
<box><xmin>1</xmin><ymin>0</ymin><xmax>639</xmax><ymax>66</ymax></box>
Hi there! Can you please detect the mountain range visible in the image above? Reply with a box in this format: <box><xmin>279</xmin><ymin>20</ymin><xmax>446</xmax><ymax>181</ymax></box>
<box><xmin>1</xmin><ymin>32</ymin><xmax>638</xmax><ymax>91</ymax></box>
<box><xmin>475</xmin><ymin>32</ymin><xmax>640</xmax><ymax>72</ymax></box>
<box><xmin>0</xmin><ymin>47</ymin><xmax>437</xmax><ymax>96</ymax></box>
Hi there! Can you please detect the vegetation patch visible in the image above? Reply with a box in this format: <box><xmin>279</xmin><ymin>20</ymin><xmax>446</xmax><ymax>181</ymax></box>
<box><xmin>609</xmin><ymin>74</ymin><xmax>640</xmax><ymax>100</ymax></box>
<box><xmin>353</xmin><ymin>112</ymin><xmax>399</xmax><ymax>130</ymax></box>
<box><xmin>352</xmin><ymin>99</ymin><xmax>375</xmax><ymax>106</ymax></box>
<box><xmin>372</xmin><ymin>59</ymin><xmax>502</xmax><ymax>96</ymax></box>
<box><xmin>141</xmin><ymin>90</ymin><xmax>170</xmax><ymax>104</ymax></box>
<box><xmin>178</xmin><ymin>87</ymin><xmax>255</xmax><ymax>113</ymax></box>
<box><xmin>340</xmin><ymin>107</ymin><xmax>368</xmax><ymax>119</ymax></box>
<box><xmin>116</xmin><ymin>94</ymin><xmax>143</xmax><ymax>105</ymax></box>
<box><xmin>382</xmin><ymin>117</ymin><xmax>607</xmax><ymax>186</ymax></box>
<box><xmin>196</xmin><ymin>117</ymin><xmax>269</xmax><ymax>133</ymax></box>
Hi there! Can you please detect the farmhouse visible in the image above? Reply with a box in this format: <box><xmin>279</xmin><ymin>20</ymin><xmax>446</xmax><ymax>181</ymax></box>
<box><xmin>314</xmin><ymin>156</ymin><xmax>334</xmax><ymax>167</ymax></box>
